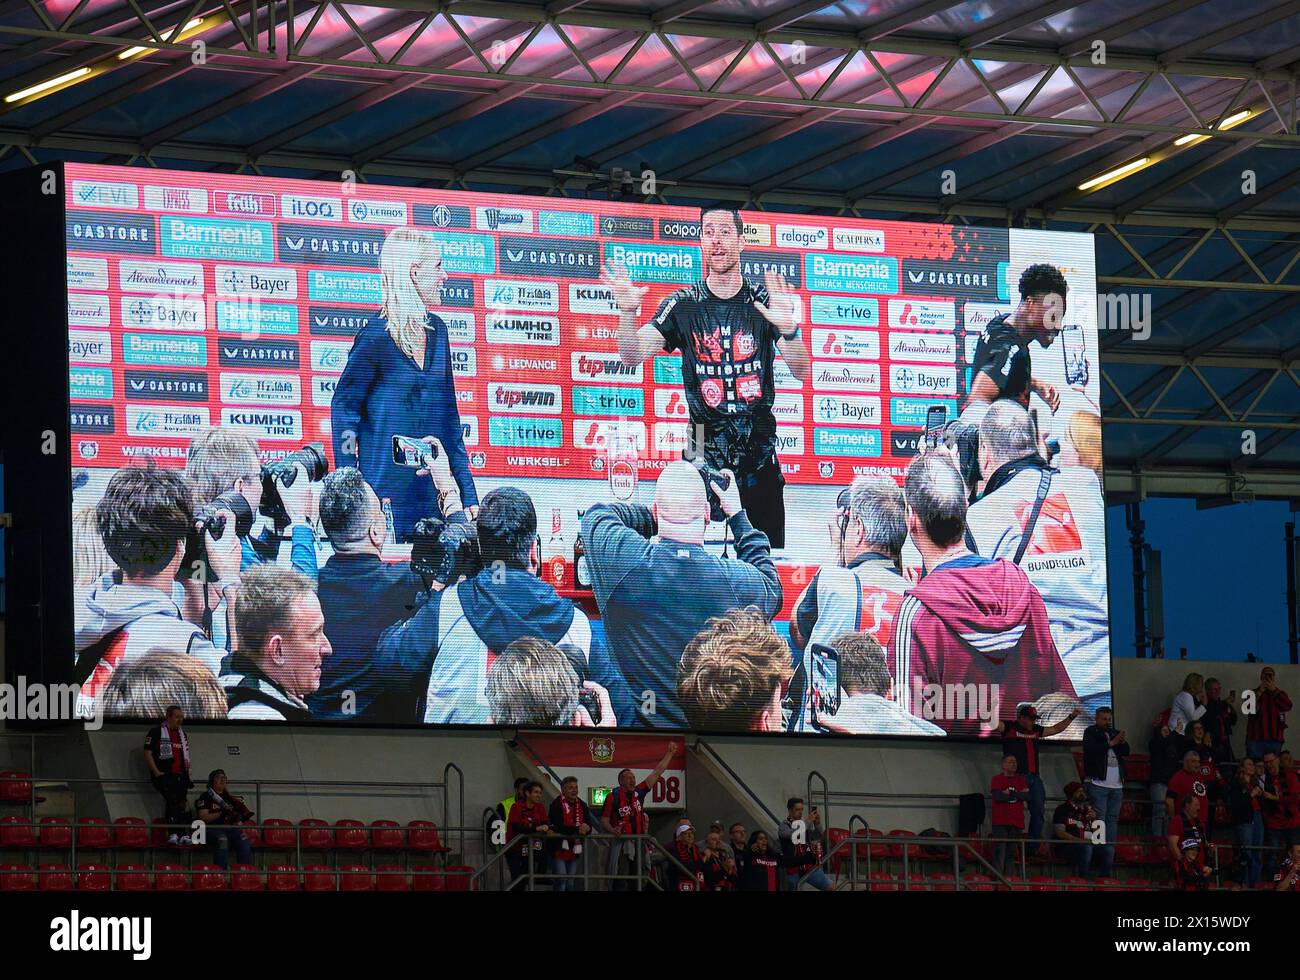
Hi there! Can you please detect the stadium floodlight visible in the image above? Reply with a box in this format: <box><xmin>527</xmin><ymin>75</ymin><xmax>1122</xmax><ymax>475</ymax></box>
<box><xmin>1173</xmin><ymin>108</ymin><xmax>1253</xmax><ymax>148</ymax></box>
<box><xmin>1077</xmin><ymin>158</ymin><xmax>1153</xmax><ymax>192</ymax></box>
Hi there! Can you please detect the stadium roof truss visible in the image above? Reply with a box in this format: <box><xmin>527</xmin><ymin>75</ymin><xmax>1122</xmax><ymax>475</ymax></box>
<box><xmin>5</xmin><ymin>0</ymin><xmax>1300</xmax><ymax>501</ymax></box>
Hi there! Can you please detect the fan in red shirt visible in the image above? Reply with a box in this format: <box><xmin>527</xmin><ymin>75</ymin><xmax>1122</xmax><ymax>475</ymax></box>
<box><xmin>1166</xmin><ymin>750</ymin><xmax>1214</xmax><ymax>822</ymax></box>
<box><xmin>506</xmin><ymin>781</ymin><xmax>550</xmax><ymax>887</ymax></box>
<box><xmin>599</xmin><ymin>742</ymin><xmax>677</xmax><ymax>891</ymax></box>
<box><xmin>547</xmin><ymin>776</ymin><xmax>595</xmax><ymax>892</ymax></box>
<box><xmin>1261</xmin><ymin>750</ymin><xmax>1300</xmax><ymax>876</ymax></box>
<box><xmin>664</xmin><ymin>823</ymin><xmax>707</xmax><ymax>891</ymax></box>
<box><xmin>990</xmin><ymin>754</ymin><xmax>1029</xmax><ymax>878</ymax></box>
<box><xmin>1275</xmin><ymin>842</ymin><xmax>1300</xmax><ymax>891</ymax></box>
<box><xmin>701</xmin><ymin>828</ymin><xmax>739</xmax><ymax>891</ymax></box>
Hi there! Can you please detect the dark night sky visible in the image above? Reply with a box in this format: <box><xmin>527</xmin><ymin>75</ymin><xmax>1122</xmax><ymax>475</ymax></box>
<box><xmin>1105</xmin><ymin>499</ymin><xmax>1296</xmax><ymax>664</ymax></box>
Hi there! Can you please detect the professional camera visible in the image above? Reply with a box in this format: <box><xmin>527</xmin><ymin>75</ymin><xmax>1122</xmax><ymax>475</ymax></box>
<box><xmin>557</xmin><ymin>642</ymin><xmax>602</xmax><ymax>726</ymax></box>
<box><xmin>179</xmin><ymin>490</ymin><xmax>254</xmax><ymax>583</ymax></box>
<box><xmin>686</xmin><ymin>454</ymin><xmax>731</xmax><ymax>519</ymax></box>
<box><xmin>260</xmin><ymin>443</ymin><xmax>329</xmax><ymax>529</ymax></box>
<box><xmin>411</xmin><ymin>516</ymin><xmax>482</xmax><ymax>588</ymax></box>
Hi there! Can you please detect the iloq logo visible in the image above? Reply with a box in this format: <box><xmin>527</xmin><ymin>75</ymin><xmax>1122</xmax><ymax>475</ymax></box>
<box><xmin>219</xmin><ymin>372</ymin><xmax>302</xmax><ymax>406</ymax></box>
<box><xmin>832</xmin><ymin>227</ymin><xmax>886</xmax><ymax>252</ymax></box>
<box><xmin>122</xmin><ymin>295</ymin><xmax>206</xmax><ymax>331</ymax></box>
<box><xmin>776</xmin><ymin>224</ymin><xmax>828</xmax><ymax>249</ymax></box>
<box><xmin>126</xmin><ymin>405</ymin><xmax>210</xmax><ymax>438</ymax></box>
<box><xmin>485</xmin><ymin>279</ymin><xmax>559</xmax><ymax>312</ymax></box>
<box><xmin>500</xmin><ymin>236</ymin><xmax>600</xmax><ymax>279</ymax></box>
<box><xmin>347</xmin><ymin>198</ymin><xmax>407</xmax><ymax>225</ymax></box>
<box><xmin>490</xmin><ymin>382</ymin><xmax>562</xmax><ymax>414</ymax></box>
<box><xmin>308</xmin><ymin>306</ymin><xmax>370</xmax><ymax>337</ymax></box>
<box><xmin>219</xmin><ymin>338</ymin><xmax>300</xmax><ymax>368</ymax></box>
<box><xmin>282</xmin><ymin>194</ymin><xmax>341</xmax><ymax>221</ymax></box>
<box><xmin>221</xmin><ymin>408</ymin><xmax>303</xmax><ymax>441</ymax></box>
<box><xmin>218</xmin><ymin>265</ymin><xmax>298</xmax><ymax>299</ymax></box>
<box><xmin>67</xmin><ymin>211</ymin><xmax>155</xmax><ymax>254</ymax></box>
<box><xmin>119</xmin><ymin>260</ymin><xmax>205</xmax><ymax>294</ymax></box>
<box><xmin>124</xmin><ymin>370</ymin><xmax>209</xmax><ymax>402</ymax></box>
<box><xmin>476</xmin><ymin>206</ymin><xmax>534</xmax><ymax>232</ymax></box>
<box><xmin>67</xmin><ymin>293</ymin><xmax>110</xmax><ymax>327</ymax></box>
<box><xmin>278</xmin><ymin>225</ymin><xmax>384</xmax><ymax>268</ymax></box>
<box><xmin>814</xmin><ymin>394</ymin><xmax>882</xmax><ymax>426</ymax></box>
<box><xmin>805</xmin><ymin>254</ymin><xmax>898</xmax><ymax>294</ymax></box>
<box><xmin>69</xmin><ymin>330</ymin><xmax>112</xmax><ymax>364</ymax></box>
<box><xmin>811</xmin><ymin>361</ymin><xmax>881</xmax><ymax>392</ymax></box>
<box><xmin>888</xmin><ymin>331</ymin><xmax>956</xmax><ymax>363</ymax></box>
<box><xmin>160</xmin><ymin>216</ymin><xmax>272</xmax><ymax>262</ymax></box>
<box><xmin>67</xmin><ymin>256</ymin><xmax>108</xmax><ymax>290</ymax></box>
<box><xmin>485</xmin><ymin>313</ymin><xmax>560</xmax><ymax>346</ymax></box>
<box><xmin>888</xmin><ymin>299</ymin><xmax>956</xmax><ymax>331</ymax></box>
<box><xmin>572</xmin><ymin>352</ymin><xmax>642</xmax><ymax>382</ymax></box>
<box><xmin>812</xmin><ymin>327</ymin><xmax>879</xmax><ymax>361</ymax></box>
<box><xmin>890</xmin><ymin>364</ymin><xmax>956</xmax><ymax>395</ymax></box>
<box><xmin>307</xmin><ymin>269</ymin><xmax>381</xmax><ymax>304</ymax></box>
<box><xmin>124</xmin><ymin>332</ymin><xmax>206</xmax><ymax>367</ymax></box>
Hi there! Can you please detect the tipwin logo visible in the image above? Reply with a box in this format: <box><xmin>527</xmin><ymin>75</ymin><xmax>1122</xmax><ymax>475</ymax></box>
<box><xmin>571</xmin><ymin>352</ymin><xmax>642</xmax><ymax>382</ymax></box>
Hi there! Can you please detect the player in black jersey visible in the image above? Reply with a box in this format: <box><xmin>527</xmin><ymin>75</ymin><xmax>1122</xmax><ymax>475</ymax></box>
<box><xmin>603</xmin><ymin>207</ymin><xmax>810</xmax><ymax>548</ymax></box>
<box><xmin>969</xmin><ymin>263</ymin><xmax>1071</xmax><ymax>413</ymax></box>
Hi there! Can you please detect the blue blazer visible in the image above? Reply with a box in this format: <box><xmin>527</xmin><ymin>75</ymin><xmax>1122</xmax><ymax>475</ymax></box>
<box><xmin>331</xmin><ymin>314</ymin><xmax>478</xmax><ymax>540</ymax></box>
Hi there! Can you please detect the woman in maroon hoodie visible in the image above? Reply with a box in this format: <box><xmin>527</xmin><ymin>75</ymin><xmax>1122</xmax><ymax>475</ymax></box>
<box><xmin>506</xmin><ymin>782</ymin><xmax>550</xmax><ymax>887</ymax></box>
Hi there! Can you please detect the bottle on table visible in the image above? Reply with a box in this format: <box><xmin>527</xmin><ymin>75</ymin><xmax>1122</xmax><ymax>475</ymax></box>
<box><xmin>546</xmin><ymin>506</ymin><xmax>568</xmax><ymax>589</ymax></box>
<box><xmin>574</xmin><ymin>508</ymin><xmax>590</xmax><ymax>589</ymax></box>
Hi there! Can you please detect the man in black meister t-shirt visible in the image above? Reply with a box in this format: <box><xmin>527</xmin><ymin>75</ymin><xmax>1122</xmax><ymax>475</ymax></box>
<box><xmin>969</xmin><ymin>263</ymin><xmax>1072</xmax><ymax>413</ymax></box>
<box><xmin>603</xmin><ymin>207</ymin><xmax>810</xmax><ymax>547</ymax></box>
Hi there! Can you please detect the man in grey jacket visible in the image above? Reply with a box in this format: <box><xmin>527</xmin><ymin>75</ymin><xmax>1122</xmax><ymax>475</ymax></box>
<box><xmin>580</xmin><ymin>460</ymin><xmax>782</xmax><ymax>729</ymax></box>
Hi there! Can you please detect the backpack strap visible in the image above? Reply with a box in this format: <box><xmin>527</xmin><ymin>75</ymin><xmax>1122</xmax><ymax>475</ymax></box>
<box><xmin>226</xmin><ymin>683</ymin><xmax>311</xmax><ymax>722</ymax></box>
<box><xmin>1013</xmin><ymin>469</ymin><xmax>1055</xmax><ymax>565</ymax></box>
<box><xmin>73</xmin><ymin>625</ymin><xmax>128</xmax><ymax>687</ymax></box>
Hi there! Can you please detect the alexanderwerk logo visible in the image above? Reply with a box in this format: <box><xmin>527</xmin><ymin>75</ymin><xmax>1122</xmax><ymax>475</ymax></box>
<box><xmin>1</xmin><ymin>677</ymin><xmax>103</xmax><ymax>731</ymax></box>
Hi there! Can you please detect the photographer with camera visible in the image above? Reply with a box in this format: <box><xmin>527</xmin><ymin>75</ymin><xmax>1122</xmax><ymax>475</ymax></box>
<box><xmin>966</xmin><ymin>400</ymin><xmax>1109</xmax><ymax>710</ymax></box>
<box><xmin>75</xmin><ymin>465</ymin><xmax>236</xmax><ymax>718</ymax></box>
<box><xmin>579</xmin><ymin>460</ymin><xmax>781</xmax><ymax>729</ymax></box>
<box><xmin>185</xmin><ymin>427</ymin><xmax>320</xmax><ymax>581</ymax></box>
<box><xmin>787</xmin><ymin>476</ymin><xmax>909</xmax><ymax>732</ymax></box>
<box><xmin>378</xmin><ymin>487</ymin><xmax>634</xmax><ymax>726</ymax></box>
<box><xmin>485</xmin><ymin>637</ymin><xmax>615</xmax><ymax>728</ymax></box>
<box><xmin>220</xmin><ymin>564</ymin><xmax>332</xmax><ymax>721</ymax></box>
<box><xmin>893</xmin><ymin>451</ymin><xmax>1076</xmax><ymax>735</ymax></box>
<box><xmin>312</xmin><ymin>450</ymin><xmax>464</xmax><ymax>723</ymax></box>
<box><xmin>194</xmin><ymin>769</ymin><xmax>255</xmax><ymax>869</ymax></box>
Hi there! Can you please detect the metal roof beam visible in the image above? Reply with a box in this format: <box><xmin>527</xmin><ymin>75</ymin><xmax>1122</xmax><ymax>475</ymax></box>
<box><xmin>1158</xmin><ymin>0</ymin><xmax>1300</xmax><ymax>64</ymax></box>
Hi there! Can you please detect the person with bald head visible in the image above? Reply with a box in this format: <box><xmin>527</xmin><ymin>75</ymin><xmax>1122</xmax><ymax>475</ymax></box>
<box><xmin>580</xmin><ymin>459</ymin><xmax>782</xmax><ymax>728</ymax></box>
<box><xmin>892</xmin><ymin>450</ymin><xmax>1075</xmax><ymax>737</ymax></box>
<box><xmin>967</xmin><ymin>398</ymin><xmax>1110</xmax><ymax>713</ymax></box>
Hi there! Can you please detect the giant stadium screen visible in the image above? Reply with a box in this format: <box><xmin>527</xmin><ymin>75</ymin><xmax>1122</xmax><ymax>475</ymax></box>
<box><xmin>43</xmin><ymin>162</ymin><xmax>1109</xmax><ymax>735</ymax></box>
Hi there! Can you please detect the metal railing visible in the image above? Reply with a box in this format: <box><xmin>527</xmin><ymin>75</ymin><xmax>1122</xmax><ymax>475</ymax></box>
<box><xmin>471</xmin><ymin>831</ymin><xmax>701</xmax><ymax>892</ymax></box>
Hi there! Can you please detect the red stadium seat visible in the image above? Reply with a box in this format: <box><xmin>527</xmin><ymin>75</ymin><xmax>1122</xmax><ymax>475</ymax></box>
<box><xmin>826</xmin><ymin>828</ymin><xmax>849</xmax><ymax>876</ymax></box>
<box><xmin>261</xmin><ymin>818</ymin><xmax>296</xmax><ymax>849</ymax></box>
<box><xmin>231</xmin><ymin>864</ymin><xmax>264</xmax><ymax>891</ymax></box>
<box><xmin>154</xmin><ymin>864</ymin><xmax>189</xmax><ymax>891</ymax></box>
<box><xmin>267</xmin><ymin>865</ymin><xmax>300</xmax><ymax>891</ymax></box>
<box><xmin>0</xmin><ymin>864</ymin><xmax>35</xmax><ymax>891</ymax></box>
<box><xmin>866</xmin><ymin>874</ymin><xmax>898</xmax><ymax>892</ymax></box>
<box><xmin>1027</xmin><ymin>875</ymin><xmax>1057</xmax><ymax>892</ymax></box>
<box><xmin>1125</xmin><ymin>755</ymin><xmax>1151</xmax><ymax>782</ymax></box>
<box><xmin>964</xmin><ymin>874</ymin><xmax>996</xmax><ymax>892</ymax></box>
<box><xmin>193</xmin><ymin>863</ymin><xmax>227</xmax><ymax>892</ymax></box>
<box><xmin>1211</xmin><ymin>843</ymin><xmax>1233</xmax><ymax>868</ymax></box>
<box><xmin>376</xmin><ymin>864</ymin><xmax>409</xmax><ymax>891</ymax></box>
<box><xmin>407</xmin><ymin>820</ymin><xmax>451</xmax><ymax>854</ymax></box>
<box><xmin>887</xmin><ymin>828</ymin><xmax>917</xmax><ymax>862</ymax></box>
<box><xmin>298</xmin><ymin>819</ymin><xmax>332</xmax><ymax>850</ymax></box>
<box><xmin>443</xmin><ymin>865</ymin><xmax>474</xmax><ymax>891</ymax></box>
<box><xmin>1125</xmin><ymin>877</ymin><xmax>1153</xmax><ymax>891</ymax></box>
<box><xmin>1060</xmin><ymin>876</ymin><xmax>1088</xmax><ymax>890</ymax></box>
<box><xmin>1115</xmin><ymin>838</ymin><xmax>1148</xmax><ymax>866</ymax></box>
<box><xmin>0</xmin><ymin>816</ymin><xmax>35</xmax><ymax>847</ymax></box>
<box><xmin>1119</xmin><ymin>800</ymin><xmax>1141</xmax><ymax>823</ymax></box>
<box><xmin>77</xmin><ymin>817</ymin><xmax>112</xmax><ymax>850</ymax></box>
<box><xmin>117</xmin><ymin>864</ymin><xmax>151</xmax><ymax>891</ymax></box>
<box><xmin>38</xmin><ymin>817</ymin><xmax>71</xmax><ymax>849</ymax></box>
<box><xmin>240</xmin><ymin>826</ymin><xmax>262</xmax><ymax>849</ymax></box>
<box><xmin>77</xmin><ymin>863</ymin><xmax>111</xmax><ymax>891</ymax></box>
<box><xmin>411</xmin><ymin>864</ymin><xmax>444</xmax><ymax>891</ymax></box>
<box><xmin>858</xmin><ymin>827</ymin><xmax>885</xmax><ymax>862</ymax></box>
<box><xmin>334</xmin><ymin>819</ymin><xmax>369</xmax><ymax>850</ymax></box>
<box><xmin>0</xmin><ymin>771</ymin><xmax>32</xmax><ymax>804</ymax></box>
<box><xmin>39</xmin><ymin>865</ymin><xmax>73</xmax><ymax>891</ymax></box>
<box><xmin>927</xmin><ymin>872</ymin><xmax>956</xmax><ymax>892</ymax></box>
<box><xmin>303</xmin><ymin>864</ymin><xmax>335</xmax><ymax>891</ymax></box>
<box><xmin>112</xmin><ymin>817</ymin><xmax>150</xmax><ymax>849</ymax></box>
<box><xmin>340</xmin><ymin>864</ymin><xmax>373</xmax><ymax>891</ymax></box>
<box><xmin>371</xmin><ymin>820</ymin><xmax>403</xmax><ymax>851</ymax></box>
<box><xmin>1094</xmin><ymin>876</ymin><xmax>1123</xmax><ymax>889</ymax></box>
<box><xmin>1148</xmin><ymin>839</ymin><xmax>1173</xmax><ymax>865</ymax></box>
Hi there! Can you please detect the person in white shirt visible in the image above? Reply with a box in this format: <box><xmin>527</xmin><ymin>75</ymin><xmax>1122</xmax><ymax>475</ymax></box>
<box><xmin>1168</xmin><ymin>672</ymin><xmax>1207</xmax><ymax>736</ymax></box>
<box><xmin>1081</xmin><ymin>706</ymin><xmax>1129</xmax><ymax>878</ymax></box>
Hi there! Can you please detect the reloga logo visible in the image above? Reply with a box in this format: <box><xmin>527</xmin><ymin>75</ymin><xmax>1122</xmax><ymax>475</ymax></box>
<box><xmin>282</xmin><ymin>194</ymin><xmax>341</xmax><ymax>220</ymax></box>
<box><xmin>776</xmin><ymin>224</ymin><xmax>828</xmax><ymax>248</ymax></box>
